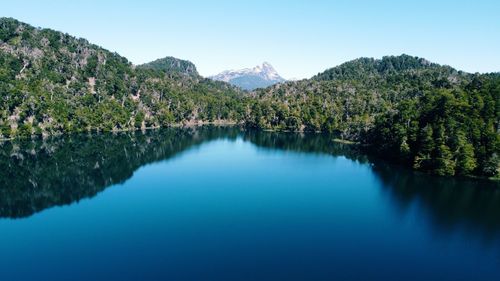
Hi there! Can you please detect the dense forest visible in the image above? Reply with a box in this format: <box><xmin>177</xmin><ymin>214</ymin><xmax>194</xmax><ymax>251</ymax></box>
<box><xmin>0</xmin><ymin>18</ymin><xmax>498</xmax><ymax>178</ymax></box>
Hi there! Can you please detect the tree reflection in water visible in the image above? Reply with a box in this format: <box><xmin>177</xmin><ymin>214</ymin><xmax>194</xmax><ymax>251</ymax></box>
<box><xmin>1</xmin><ymin>127</ymin><xmax>498</xmax><ymax>245</ymax></box>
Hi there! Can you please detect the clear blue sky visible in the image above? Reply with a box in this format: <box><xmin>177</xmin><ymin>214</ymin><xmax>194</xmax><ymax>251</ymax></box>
<box><xmin>1</xmin><ymin>0</ymin><xmax>499</xmax><ymax>79</ymax></box>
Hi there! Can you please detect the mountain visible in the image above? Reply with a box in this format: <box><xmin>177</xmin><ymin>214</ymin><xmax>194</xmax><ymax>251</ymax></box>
<box><xmin>249</xmin><ymin>54</ymin><xmax>471</xmax><ymax>137</ymax></box>
<box><xmin>210</xmin><ymin>62</ymin><xmax>285</xmax><ymax>90</ymax></box>
<box><xmin>0</xmin><ymin>17</ymin><xmax>244</xmax><ymax>138</ymax></box>
<box><xmin>137</xmin><ymin>56</ymin><xmax>199</xmax><ymax>77</ymax></box>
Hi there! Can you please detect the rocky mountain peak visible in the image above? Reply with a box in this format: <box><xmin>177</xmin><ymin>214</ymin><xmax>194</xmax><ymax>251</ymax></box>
<box><xmin>209</xmin><ymin>62</ymin><xmax>285</xmax><ymax>91</ymax></box>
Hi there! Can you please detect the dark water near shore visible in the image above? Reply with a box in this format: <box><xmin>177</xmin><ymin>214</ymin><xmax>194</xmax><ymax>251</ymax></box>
<box><xmin>0</xmin><ymin>127</ymin><xmax>499</xmax><ymax>281</ymax></box>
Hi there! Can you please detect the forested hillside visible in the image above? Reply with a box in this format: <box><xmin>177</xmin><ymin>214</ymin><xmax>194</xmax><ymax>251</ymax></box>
<box><xmin>247</xmin><ymin>55</ymin><xmax>470</xmax><ymax>137</ymax></box>
<box><xmin>0</xmin><ymin>18</ymin><xmax>245</xmax><ymax>138</ymax></box>
<box><xmin>0</xmin><ymin>18</ymin><xmax>498</xmax><ymax>178</ymax></box>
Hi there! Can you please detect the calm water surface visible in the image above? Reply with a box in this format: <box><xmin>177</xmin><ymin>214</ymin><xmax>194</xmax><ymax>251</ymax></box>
<box><xmin>0</xmin><ymin>127</ymin><xmax>499</xmax><ymax>281</ymax></box>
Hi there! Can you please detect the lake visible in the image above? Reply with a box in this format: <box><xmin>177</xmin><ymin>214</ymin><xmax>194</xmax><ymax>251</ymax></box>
<box><xmin>0</xmin><ymin>127</ymin><xmax>499</xmax><ymax>281</ymax></box>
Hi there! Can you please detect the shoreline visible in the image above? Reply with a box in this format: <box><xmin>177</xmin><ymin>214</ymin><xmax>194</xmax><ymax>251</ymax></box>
<box><xmin>0</xmin><ymin>120</ymin><xmax>241</xmax><ymax>142</ymax></box>
<box><xmin>1</xmin><ymin>124</ymin><xmax>497</xmax><ymax>182</ymax></box>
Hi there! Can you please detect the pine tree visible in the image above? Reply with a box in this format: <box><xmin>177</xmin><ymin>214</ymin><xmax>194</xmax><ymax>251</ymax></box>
<box><xmin>413</xmin><ymin>125</ymin><xmax>434</xmax><ymax>170</ymax></box>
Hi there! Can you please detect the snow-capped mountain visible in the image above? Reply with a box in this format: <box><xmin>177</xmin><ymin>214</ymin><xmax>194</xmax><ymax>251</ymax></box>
<box><xmin>209</xmin><ymin>62</ymin><xmax>286</xmax><ymax>91</ymax></box>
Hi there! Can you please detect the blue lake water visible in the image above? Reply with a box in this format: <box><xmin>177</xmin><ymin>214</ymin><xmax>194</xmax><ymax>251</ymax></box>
<box><xmin>0</xmin><ymin>127</ymin><xmax>499</xmax><ymax>280</ymax></box>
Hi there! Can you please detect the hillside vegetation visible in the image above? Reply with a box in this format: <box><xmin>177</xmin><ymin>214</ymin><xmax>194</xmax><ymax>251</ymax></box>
<box><xmin>0</xmin><ymin>18</ymin><xmax>245</xmax><ymax>138</ymax></box>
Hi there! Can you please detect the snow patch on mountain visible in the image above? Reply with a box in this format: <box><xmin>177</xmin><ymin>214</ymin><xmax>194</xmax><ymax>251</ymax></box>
<box><xmin>209</xmin><ymin>62</ymin><xmax>286</xmax><ymax>90</ymax></box>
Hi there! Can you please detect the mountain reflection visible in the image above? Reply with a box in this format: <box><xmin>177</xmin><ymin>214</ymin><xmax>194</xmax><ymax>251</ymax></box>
<box><xmin>1</xmin><ymin>127</ymin><xmax>499</xmax><ymax>242</ymax></box>
<box><xmin>0</xmin><ymin>127</ymin><xmax>240</xmax><ymax>218</ymax></box>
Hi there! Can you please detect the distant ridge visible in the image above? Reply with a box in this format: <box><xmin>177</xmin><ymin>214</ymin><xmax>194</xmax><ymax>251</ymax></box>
<box><xmin>137</xmin><ymin>56</ymin><xmax>199</xmax><ymax>77</ymax></box>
